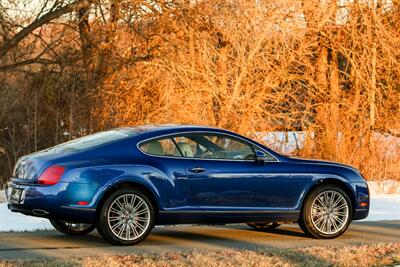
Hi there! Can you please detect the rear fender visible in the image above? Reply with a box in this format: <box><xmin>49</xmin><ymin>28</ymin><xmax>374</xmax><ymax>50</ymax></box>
<box><xmin>61</xmin><ymin>164</ymin><xmax>166</xmax><ymax>210</ymax></box>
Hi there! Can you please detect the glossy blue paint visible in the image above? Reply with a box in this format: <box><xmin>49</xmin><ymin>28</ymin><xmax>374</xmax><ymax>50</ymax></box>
<box><xmin>6</xmin><ymin>125</ymin><xmax>369</xmax><ymax>225</ymax></box>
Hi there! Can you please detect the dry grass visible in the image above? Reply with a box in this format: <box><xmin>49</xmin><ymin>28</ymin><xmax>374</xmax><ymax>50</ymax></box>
<box><xmin>0</xmin><ymin>243</ymin><xmax>399</xmax><ymax>267</ymax></box>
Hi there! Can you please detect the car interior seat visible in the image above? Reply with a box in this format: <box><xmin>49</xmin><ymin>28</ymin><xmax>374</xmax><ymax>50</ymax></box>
<box><xmin>146</xmin><ymin>141</ymin><xmax>164</xmax><ymax>155</ymax></box>
<box><xmin>174</xmin><ymin>142</ymin><xmax>194</xmax><ymax>157</ymax></box>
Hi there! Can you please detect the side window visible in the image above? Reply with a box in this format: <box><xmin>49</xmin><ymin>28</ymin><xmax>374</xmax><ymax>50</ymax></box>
<box><xmin>140</xmin><ymin>138</ymin><xmax>182</xmax><ymax>157</ymax></box>
<box><xmin>203</xmin><ymin>135</ymin><xmax>255</xmax><ymax>160</ymax></box>
<box><xmin>139</xmin><ymin>133</ymin><xmax>275</xmax><ymax>161</ymax></box>
<box><xmin>172</xmin><ymin>136</ymin><xmax>197</xmax><ymax>158</ymax></box>
<box><xmin>176</xmin><ymin>133</ymin><xmax>256</xmax><ymax>160</ymax></box>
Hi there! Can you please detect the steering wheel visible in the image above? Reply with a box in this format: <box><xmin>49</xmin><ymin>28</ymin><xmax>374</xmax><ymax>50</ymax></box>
<box><xmin>201</xmin><ymin>147</ymin><xmax>216</xmax><ymax>158</ymax></box>
<box><xmin>244</xmin><ymin>154</ymin><xmax>256</xmax><ymax>160</ymax></box>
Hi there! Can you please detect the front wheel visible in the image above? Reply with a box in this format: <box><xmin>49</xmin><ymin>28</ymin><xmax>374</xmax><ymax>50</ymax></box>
<box><xmin>97</xmin><ymin>188</ymin><xmax>155</xmax><ymax>245</ymax></box>
<box><xmin>299</xmin><ymin>185</ymin><xmax>352</xmax><ymax>239</ymax></box>
<box><xmin>50</xmin><ymin>220</ymin><xmax>96</xmax><ymax>236</ymax></box>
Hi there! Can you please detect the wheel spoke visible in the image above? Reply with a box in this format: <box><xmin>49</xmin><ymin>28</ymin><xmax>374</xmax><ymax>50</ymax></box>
<box><xmin>335</xmin><ymin>203</ymin><xmax>348</xmax><ymax>210</ymax></box>
<box><xmin>111</xmin><ymin>220</ymin><xmax>124</xmax><ymax>231</ymax></box>
<box><xmin>115</xmin><ymin>199</ymin><xmax>124</xmax><ymax>210</ymax></box>
<box><xmin>125</xmin><ymin>223</ymin><xmax>131</xmax><ymax>240</ymax></box>
<box><xmin>134</xmin><ymin>199</ymin><xmax>145</xmax><ymax>210</ymax></box>
<box><xmin>110</xmin><ymin>207</ymin><xmax>123</xmax><ymax>215</ymax></box>
<box><xmin>332</xmin><ymin>211</ymin><xmax>347</xmax><ymax>216</ymax></box>
<box><xmin>130</xmin><ymin>195</ymin><xmax>137</xmax><ymax>207</ymax></box>
<box><xmin>332</xmin><ymin>194</ymin><xmax>342</xmax><ymax>207</ymax></box>
<box><xmin>117</xmin><ymin>223</ymin><xmax>125</xmax><ymax>237</ymax></box>
<box><xmin>313</xmin><ymin>215</ymin><xmax>325</xmax><ymax>226</ymax></box>
<box><xmin>135</xmin><ymin>217</ymin><xmax>148</xmax><ymax>222</ymax></box>
<box><xmin>135</xmin><ymin>208</ymin><xmax>149</xmax><ymax>216</ymax></box>
<box><xmin>123</xmin><ymin>195</ymin><xmax>129</xmax><ymax>208</ymax></box>
<box><xmin>316</xmin><ymin>195</ymin><xmax>325</xmax><ymax>207</ymax></box>
<box><xmin>130</xmin><ymin>222</ymin><xmax>139</xmax><ymax>237</ymax></box>
<box><xmin>132</xmin><ymin>221</ymin><xmax>145</xmax><ymax>231</ymax></box>
<box><xmin>109</xmin><ymin>216</ymin><xmax>122</xmax><ymax>222</ymax></box>
<box><xmin>312</xmin><ymin>204</ymin><xmax>324</xmax><ymax>211</ymax></box>
<box><xmin>323</xmin><ymin>192</ymin><xmax>330</xmax><ymax>205</ymax></box>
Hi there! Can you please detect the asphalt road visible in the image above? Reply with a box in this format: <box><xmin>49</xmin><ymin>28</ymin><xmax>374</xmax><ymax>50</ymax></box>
<box><xmin>0</xmin><ymin>221</ymin><xmax>399</xmax><ymax>260</ymax></box>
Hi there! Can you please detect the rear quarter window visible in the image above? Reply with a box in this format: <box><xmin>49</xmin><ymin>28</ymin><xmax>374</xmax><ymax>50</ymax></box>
<box><xmin>139</xmin><ymin>138</ymin><xmax>181</xmax><ymax>157</ymax></box>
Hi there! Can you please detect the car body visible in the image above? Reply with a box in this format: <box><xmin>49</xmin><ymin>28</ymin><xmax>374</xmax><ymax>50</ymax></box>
<box><xmin>6</xmin><ymin>125</ymin><xmax>369</xmax><ymax>245</ymax></box>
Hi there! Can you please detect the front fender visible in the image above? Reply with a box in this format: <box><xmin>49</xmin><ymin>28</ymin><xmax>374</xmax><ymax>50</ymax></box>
<box><xmin>291</xmin><ymin>173</ymin><xmax>357</xmax><ymax>210</ymax></box>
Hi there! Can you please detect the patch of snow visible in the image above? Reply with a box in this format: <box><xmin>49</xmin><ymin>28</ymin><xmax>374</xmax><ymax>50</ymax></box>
<box><xmin>0</xmin><ymin>203</ymin><xmax>52</xmax><ymax>232</ymax></box>
<box><xmin>367</xmin><ymin>180</ymin><xmax>400</xmax><ymax>194</ymax></box>
<box><xmin>363</xmin><ymin>193</ymin><xmax>400</xmax><ymax>221</ymax></box>
<box><xmin>258</xmin><ymin>131</ymin><xmax>312</xmax><ymax>155</ymax></box>
<box><xmin>256</xmin><ymin>131</ymin><xmax>400</xmax><ymax>159</ymax></box>
<box><xmin>0</xmin><ymin>190</ymin><xmax>5</xmax><ymax>203</ymax></box>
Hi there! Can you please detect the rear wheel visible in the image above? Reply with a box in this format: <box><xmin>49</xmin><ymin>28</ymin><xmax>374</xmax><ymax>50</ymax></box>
<box><xmin>246</xmin><ymin>222</ymin><xmax>280</xmax><ymax>230</ymax></box>
<box><xmin>97</xmin><ymin>188</ymin><xmax>155</xmax><ymax>245</ymax></box>
<box><xmin>50</xmin><ymin>220</ymin><xmax>95</xmax><ymax>236</ymax></box>
<box><xmin>299</xmin><ymin>185</ymin><xmax>352</xmax><ymax>239</ymax></box>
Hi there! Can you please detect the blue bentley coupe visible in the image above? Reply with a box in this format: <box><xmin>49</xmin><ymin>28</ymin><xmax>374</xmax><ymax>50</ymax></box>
<box><xmin>6</xmin><ymin>125</ymin><xmax>369</xmax><ymax>245</ymax></box>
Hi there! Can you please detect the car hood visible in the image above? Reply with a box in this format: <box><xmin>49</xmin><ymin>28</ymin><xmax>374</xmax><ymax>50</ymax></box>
<box><xmin>283</xmin><ymin>156</ymin><xmax>359</xmax><ymax>172</ymax></box>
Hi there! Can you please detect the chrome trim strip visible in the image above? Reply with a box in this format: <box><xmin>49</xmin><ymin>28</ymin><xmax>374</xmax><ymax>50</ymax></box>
<box><xmin>159</xmin><ymin>210</ymin><xmax>299</xmax><ymax>214</ymax></box>
<box><xmin>354</xmin><ymin>208</ymin><xmax>369</xmax><ymax>212</ymax></box>
<box><xmin>136</xmin><ymin>130</ymin><xmax>279</xmax><ymax>162</ymax></box>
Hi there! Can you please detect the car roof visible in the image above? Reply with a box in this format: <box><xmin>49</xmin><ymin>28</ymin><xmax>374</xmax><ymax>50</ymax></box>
<box><xmin>119</xmin><ymin>124</ymin><xmax>225</xmax><ymax>134</ymax></box>
<box><xmin>114</xmin><ymin>124</ymin><xmax>241</xmax><ymax>140</ymax></box>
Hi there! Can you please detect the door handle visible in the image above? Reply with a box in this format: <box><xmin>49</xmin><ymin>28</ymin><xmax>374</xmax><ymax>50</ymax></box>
<box><xmin>188</xmin><ymin>167</ymin><xmax>205</xmax><ymax>173</ymax></box>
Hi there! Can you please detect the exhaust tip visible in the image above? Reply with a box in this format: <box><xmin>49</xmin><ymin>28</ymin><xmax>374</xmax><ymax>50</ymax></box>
<box><xmin>32</xmin><ymin>209</ymin><xmax>49</xmax><ymax>216</ymax></box>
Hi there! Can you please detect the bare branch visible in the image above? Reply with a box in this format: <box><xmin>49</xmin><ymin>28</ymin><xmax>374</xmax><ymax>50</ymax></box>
<box><xmin>0</xmin><ymin>0</ymin><xmax>91</xmax><ymax>60</ymax></box>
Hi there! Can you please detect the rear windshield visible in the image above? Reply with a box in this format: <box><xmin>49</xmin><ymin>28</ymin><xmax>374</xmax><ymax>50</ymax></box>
<box><xmin>46</xmin><ymin>129</ymin><xmax>140</xmax><ymax>152</ymax></box>
<box><xmin>57</xmin><ymin>131</ymin><xmax>131</xmax><ymax>150</ymax></box>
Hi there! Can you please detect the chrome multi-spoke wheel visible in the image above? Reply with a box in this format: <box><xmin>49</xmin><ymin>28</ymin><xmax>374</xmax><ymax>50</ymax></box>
<box><xmin>98</xmin><ymin>188</ymin><xmax>155</xmax><ymax>245</ymax></box>
<box><xmin>107</xmin><ymin>194</ymin><xmax>151</xmax><ymax>241</ymax></box>
<box><xmin>50</xmin><ymin>220</ymin><xmax>95</xmax><ymax>236</ymax></box>
<box><xmin>311</xmin><ymin>190</ymin><xmax>349</xmax><ymax>235</ymax></box>
<box><xmin>299</xmin><ymin>185</ymin><xmax>352</xmax><ymax>239</ymax></box>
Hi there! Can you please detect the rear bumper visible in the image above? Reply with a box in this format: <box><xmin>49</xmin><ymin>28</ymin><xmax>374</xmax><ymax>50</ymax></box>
<box><xmin>5</xmin><ymin>180</ymin><xmax>97</xmax><ymax>224</ymax></box>
<box><xmin>7</xmin><ymin>203</ymin><xmax>96</xmax><ymax>223</ymax></box>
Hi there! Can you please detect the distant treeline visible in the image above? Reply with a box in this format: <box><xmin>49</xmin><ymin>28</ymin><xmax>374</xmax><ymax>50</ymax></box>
<box><xmin>0</xmin><ymin>0</ymin><xmax>399</xmax><ymax>187</ymax></box>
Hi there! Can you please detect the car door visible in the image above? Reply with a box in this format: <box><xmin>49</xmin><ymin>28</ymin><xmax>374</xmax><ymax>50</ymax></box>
<box><xmin>171</xmin><ymin>132</ymin><xmax>292</xmax><ymax>211</ymax></box>
<box><xmin>138</xmin><ymin>136</ymin><xmax>198</xmax><ymax>209</ymax></box>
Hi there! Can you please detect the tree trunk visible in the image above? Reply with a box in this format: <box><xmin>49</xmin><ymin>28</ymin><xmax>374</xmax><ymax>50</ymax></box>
<box><xmin>78</xmin><ymin>5</ymin><xmax>94</xmax><ymax>81</ymax></box>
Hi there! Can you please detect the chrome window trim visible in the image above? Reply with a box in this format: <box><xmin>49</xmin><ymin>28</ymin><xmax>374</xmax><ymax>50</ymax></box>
<box><xmin>136</xmin><ymin>131</ymin><xmax>279</xmax><ymax>162</ymax></box>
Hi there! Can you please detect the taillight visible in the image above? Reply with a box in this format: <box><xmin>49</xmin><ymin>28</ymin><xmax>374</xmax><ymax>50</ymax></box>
<box><xmin>38</xmin><ymin>165</ymin><xmax>65</xmax><ymax>185</ymax></box>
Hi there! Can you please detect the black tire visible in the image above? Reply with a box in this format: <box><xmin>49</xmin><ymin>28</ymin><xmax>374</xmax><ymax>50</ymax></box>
<box><xmin>299</xmin><ymin>185</ymin><xmax>353</xmax><ymax>239</ymax></box>
<box><xmin>50</xmin><ymin>220</ymin><xmax>96</xmax><ymax>236</ymax></box>
<box><xmin>246</xmin><ymin>222</ymin><xmax>280</xmax><ymax>230</ymax></box>
<box><xmin>97</xmin><ymin>188</ymin><xmax>155</xmax><ymax>246</ymax></box>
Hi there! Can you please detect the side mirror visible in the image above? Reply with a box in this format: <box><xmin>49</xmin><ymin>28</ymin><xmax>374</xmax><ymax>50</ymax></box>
<box><xmin>255</xmin><ymin>151</ymin><xmax>267</xmax><ymax>164</ymax></box>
